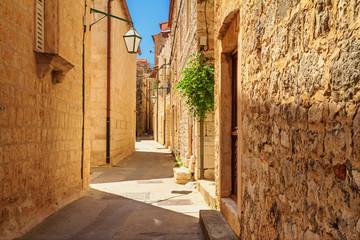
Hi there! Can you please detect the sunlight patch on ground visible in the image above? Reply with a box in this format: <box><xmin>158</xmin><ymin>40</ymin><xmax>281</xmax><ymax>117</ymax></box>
<box><xmin>135</xmin><ymin>140</ymin><xmax>171</xmax><ymax>153</ymax></box>
<box><xmin>90</xmin><ymin>178</ymin><xmax>210</xmax><ymax>217</ymax></box>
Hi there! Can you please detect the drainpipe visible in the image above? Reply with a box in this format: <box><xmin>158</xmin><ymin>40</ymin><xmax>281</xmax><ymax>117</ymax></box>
<box><xmin>148</xmin><ymin>85</ymin><xmax>151</xmax><ymax>133</ymax></box>
<box><xmin>81</xmin><ymin>0</ymin><xmax>87</xmax><ymax>182</ymax></box>
<box><xmin>163</xmin><ymin>59</ymin><xmax>166</xmax><ymax>145</ymax></box>
<box><xmin>106</xmin><ymin>0</ymin><xmax>112</xmax><ymax>164</ymax></box>
<box><xmin>156</xmin><ymin>72</ymin><xmax>159</xmax><ymax>142</ymax></box>
<box><xmin>145</xmin><ymin>80</ymin><xmax>148</xmax><ymax>134</ymax></box>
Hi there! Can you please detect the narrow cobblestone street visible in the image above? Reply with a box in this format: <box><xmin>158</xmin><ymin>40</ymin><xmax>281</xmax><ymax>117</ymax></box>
<box><xmin>17</xmin><ymin>140</ymin><xmax>209</xmax><ymax>240</ymax></box>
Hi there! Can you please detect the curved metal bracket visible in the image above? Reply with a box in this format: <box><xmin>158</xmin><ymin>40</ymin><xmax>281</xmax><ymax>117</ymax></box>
<box><xmin>90</xmin><ymin>8</ymin><xmax>133</xmax><ymax>29</ymax></box>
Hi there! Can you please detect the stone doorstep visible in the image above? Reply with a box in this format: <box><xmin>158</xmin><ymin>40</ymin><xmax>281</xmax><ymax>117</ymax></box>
<box><xmin>196</xmin><ymin>180</ymin><xmax>216</xmax><ymax>209</ymax></box>
<box><xmin>199</xmin><ymin>210</ymin><xmax>238</xmax><ymax>240</ymax></box>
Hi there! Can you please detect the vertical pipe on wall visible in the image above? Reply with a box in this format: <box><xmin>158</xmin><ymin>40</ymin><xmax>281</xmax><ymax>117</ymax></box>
<box><xmin>200</xmin><ymin>118</ymin><xmax>204</xmax><ymax>179</ymax></box>
<box><xmin>163</xmin><ymin>59</ymin><xmax>166</xmax><ymax>145</ymax></box>
<box><xmin>145</xmin><ymin>79</ymin><xmax>148</xmax><ymax>134</ymax></box>
<box><xmin>81</xmin><ymin>0</ymin><xmax>87</xmax><ymax>182</ymax></box>
<box><xmin>106</xmin><ymin>0</ymin><xmax>112</xmax><ymax>164</ymax></box>
<box><xmin>148</xmin><ymin>84</ymin><xmax>151</xmax><ymax>133</ymax></box>
<box><xmin>156</xmin><ymin>72</ymin><xmax>159</xmax><ymax>142</ymax></box>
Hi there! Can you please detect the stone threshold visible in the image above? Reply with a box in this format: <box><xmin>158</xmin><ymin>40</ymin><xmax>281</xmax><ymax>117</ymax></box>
<box><xmin>199</xmin><ymin>210</ymin><xmax>239</xmax><ymax>240</ymax></box>
<box><xmin>196</xmin><ymin>179</ymin><xmax>217</xmax><ymax>209</ymax></box>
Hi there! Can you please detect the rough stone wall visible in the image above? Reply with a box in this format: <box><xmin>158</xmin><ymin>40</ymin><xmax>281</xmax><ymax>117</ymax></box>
<box><xmin>168</xmin><ymin>0</ymin><xmax>215</xmax><ymax>180</ymax></box>
<box><xmin>0</xmin><ymin>0</ymin><xmax>91</xmax><ymax>239</ymax></box>
<box><xmin>213</xmin><ymin>0</ymin><xmax>241</xmax><ymax>203</ymax></box>
<box><xmin>136</xmin><ymin>63</ymin><xmax>153</xmax><ymax>137</ymax></box>
<box><xmin>157</xmin><ymin>39</ymin><xmax>171</xmax><ymax>146</ymax></box>
<box><xmin>168</xmin><ymin>0</ymin><xmax>197</xmax><ymax>161</ymax></box>
<box><xmin>136</xmin><ymin>64</ymin><xmax>146</xmax><ymax>136</ymax></box>
<box><xmin>90</xmin><ymin>0</ymin><xmax>136</xmax><ymax>166</ymax></box>
<box><xmin>194</xmin><ymin>112</ymin><xmax>216</xmax><ymax>179</ymax></box>
<box><xmin>194</xmin><ymin>0</ymin><xmax>216</xmax><ymax>179</ymax></box>
<box><xmin>153</xmin><ymin>33</ymin><xmax>168</xmax><ymax>67</ymax></box>
<box><xmin>215</xmin><ymin>0</ymin><xmax>360</xmax><ymax>238</ymax></box>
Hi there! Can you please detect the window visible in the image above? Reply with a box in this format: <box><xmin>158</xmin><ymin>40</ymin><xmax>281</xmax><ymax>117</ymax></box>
<box><xmin>35</xmin><ymin>0</ymin><xmax>44</xmax><ymax>52</ymax></box>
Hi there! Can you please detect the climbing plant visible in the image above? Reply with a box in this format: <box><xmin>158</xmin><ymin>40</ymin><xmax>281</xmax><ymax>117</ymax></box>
<box><xmin>175</xmin><ymin>53</ymin><xmax>214</xmax><ymax>120</ymax></box>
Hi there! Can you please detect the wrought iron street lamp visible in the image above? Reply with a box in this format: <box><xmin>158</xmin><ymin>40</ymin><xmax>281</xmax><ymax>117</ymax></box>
<box><xmin>89</xmin><ymin>7</ymin><xmax>142</xmax><ymax>164</ymax></box>
<box><xmin>123</xmin><ymin>27</ymin><xmax>142</xmax><ymax>53</ymax></box>
<box><xmin>90</xmin><ymin>8</ymin><xmax>142</xmax><ymax>54</ymax></box>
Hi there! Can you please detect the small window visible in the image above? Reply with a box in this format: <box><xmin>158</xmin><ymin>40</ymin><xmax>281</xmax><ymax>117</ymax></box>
<box><xmin>35</xmin><ymin>0</ymin><xmax>44</xmax><ymax>52</ymax></box>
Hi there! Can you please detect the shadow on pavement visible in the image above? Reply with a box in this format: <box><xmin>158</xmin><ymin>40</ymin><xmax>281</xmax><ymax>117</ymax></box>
<box><xmin>17</xmin><ymin>141</ymin><xmax>208</xmax><ymax>240</ymax></box>
<box><xmin>91</xmin><ymin>150</ymin><xmax>175</xmax><ymax>184</ymax></box>
<box><xmin>17</xmin><ymin>189</ymin><xmax>203</xmax><ymax>240</ymax></box>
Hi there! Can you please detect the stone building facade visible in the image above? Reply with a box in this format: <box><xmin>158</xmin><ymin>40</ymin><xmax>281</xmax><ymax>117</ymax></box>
<box><xmin>152</xmin><ymin>22</ymin><xmax>170</xmax><ymax>67</ymax></box>
<box><xmin>164</xmin><ymin>0</ymin><xmax>216</xmax><ymax>180</ymax></box>
<box><xmin>0</xmin><ymin>0</ymin><xmax>137</xmax><ymax>239</ymax></box>
<box><xmin>0</xmin><ymin>0</ymin><xmax>91</xmax><ymax>239</ymax></box>
<box><xmin>136</xmin><ymin>59</ymin><xmax>153</xmax><ymax>137</ymax></box>
<box><xmin>155</xmin><ymin>43</ymin><xmax>171</xmax><ymax>147</ymax></box>
<box><xmin>152</xmin><ymin>22</ymin><xmax>170</xmax><ymax>145</ymax></box>
<box><xmin>90</xmin><ymin>0</ymin><xmax>137</xmax><ymax>166</ymax></box>
<box><xmin>214</xmin><ymin>0</ymin><xmax>360</xmax><ymax>238</ymax></box>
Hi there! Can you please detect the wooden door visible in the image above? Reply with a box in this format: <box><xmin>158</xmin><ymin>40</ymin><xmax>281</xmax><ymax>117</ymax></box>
<box><xmin>231</xmin><ymin>51</ymin><xmax>238</xmax><ymax>201</ymax></box>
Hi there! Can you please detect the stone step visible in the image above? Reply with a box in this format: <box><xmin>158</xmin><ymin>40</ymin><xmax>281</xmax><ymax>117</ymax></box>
<box><xmin>173</xmin><ymin>167</ymin><xmax>193</xmax><ymax>184</ymax></box>
<box><xmin>196</xmin><ymin>180</ymin><xmax>216</xmax><ymax>209</ymax></box>
<box><xmin>199</xmin><ymin>210</ymin><xmax>238</xmax><ymax>240</ymax></box>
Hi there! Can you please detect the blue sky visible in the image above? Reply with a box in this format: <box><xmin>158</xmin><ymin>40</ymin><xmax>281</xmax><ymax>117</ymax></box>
<box><xmin>127</xmin><ymin>0</ymin><xmax>170</xmax><ymax>67</ymax></box>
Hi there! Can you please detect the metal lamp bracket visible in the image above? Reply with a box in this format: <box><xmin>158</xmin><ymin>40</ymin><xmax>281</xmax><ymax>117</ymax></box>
<box><xmin>90</xmin><ymin>8</ymin><xmax>133</xmax><ymax>30</ymax></box>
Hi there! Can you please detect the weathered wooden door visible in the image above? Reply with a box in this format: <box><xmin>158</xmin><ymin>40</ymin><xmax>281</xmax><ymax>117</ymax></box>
<box><xmin>231</xmin><ymin>51</ymin><xmax>238</xmax><ymax>201</ymax></box>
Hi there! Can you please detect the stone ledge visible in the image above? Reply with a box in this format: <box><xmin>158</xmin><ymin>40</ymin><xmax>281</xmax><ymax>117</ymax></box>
<box><xmin>35</xmin><ymin>51</ymin><xmax>74</xmax><ymax>84</ymax></box>
<box><xmin>197</xmin><ymin>180</ymin><xmax>216</xmax><ymax>209</ymax></box>
<box><xmin>199</xmin><ymin>210</ymin><xmax>238</xmax><ymax>240</ymax></box>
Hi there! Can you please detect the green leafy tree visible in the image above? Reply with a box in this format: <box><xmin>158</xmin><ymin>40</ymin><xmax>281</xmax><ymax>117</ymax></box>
<box><xmin>175</xmin><ymin>53</ymin><xmax>214</xmax><ymax>179</ymax></box>
<box><xmin>175</xmin><ymin>53</ymin><xmax>214</xmax><ymax>120</ymax></box>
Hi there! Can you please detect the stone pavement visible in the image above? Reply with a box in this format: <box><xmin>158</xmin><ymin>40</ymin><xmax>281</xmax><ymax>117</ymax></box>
<box><xmin>17</xmin><ymin>140</ymin><xmax>210</xmax><ymax>240</ymax></box>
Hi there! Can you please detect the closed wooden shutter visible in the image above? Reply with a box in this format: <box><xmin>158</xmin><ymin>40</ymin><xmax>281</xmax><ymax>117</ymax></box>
<box><xmin>35</xmin><ymin>0</ymin><xmax>44</xmax><ymax>52</ymax></box>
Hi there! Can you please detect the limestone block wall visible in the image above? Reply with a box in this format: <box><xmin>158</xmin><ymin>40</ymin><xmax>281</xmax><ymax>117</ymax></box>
<box><xmin>167</xmin><ymin>0</ymin><xmax>197</xmax><ymax>159</ymax></box>
<box><xmin>136</xmin><ymin>64</ymin><xmax>152</xmax><ymax>137</ymax></box>
<box><xmin>156</xmin><ymin>89</ymin><xmax>166</xmax><ymax>145</ymax></box>
<box><xmin>90</xmin><ymin>0</ymin><xmax>107</xmax><ymax>166</ymax></box>
<box><xmin>156</xmin><ymin>39</ymin><xmax>171</xmax><ymax>146</ymax></box>
<box><xmin>0</xmin><ymin>0</ymin><xmax>91</xmax><ymax>239</ymax></box>
<box><xmin>90</xmin><ymin>0</ymin><xmax>136</xmax><ymax>166</ymax></box>
<box><xmin>109</xmin><ymin>0</ymin><xmax>136</xmax><ymax>165</ymax></box>
<box><xmin>193</xmin><ymin>112</ymin><xmax>216</xmax><ymax>179</ymax></box>
<box><xmin>168</xmin><ymin>0</ymin><xmax>215</xmax><ymax>179</ymax></box>
<box><xmin>215</xmin><ymin>0</ymin><xmax>360</xmax><ymax>238</ymax></box>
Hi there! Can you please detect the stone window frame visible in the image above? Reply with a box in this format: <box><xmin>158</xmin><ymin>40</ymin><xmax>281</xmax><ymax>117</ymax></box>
<box><xmin>218</xmin><ymin>9</ymin><xmax>242</xmax><ymax>236</ymax></box>
<box><xmin>35</xmin><ymin>0</ymin><xmax>45</xmax><ymax>52</ymax></box>
<box><xmin>34</xmin><ymin>0</ymin><xmax>74</xmax><ymax>84</ymax></box>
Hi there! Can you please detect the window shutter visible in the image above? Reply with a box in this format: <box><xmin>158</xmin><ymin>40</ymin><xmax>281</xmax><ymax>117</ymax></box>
<box><xmin>35</xmin><ymin>0</ymin><xmax>44</xmax><ymax>52</ymax></box>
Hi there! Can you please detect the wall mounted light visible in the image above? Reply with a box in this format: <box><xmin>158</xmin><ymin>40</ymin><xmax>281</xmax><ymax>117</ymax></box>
<box><xmin>123</xmin><ymin>27</ymin><xmax>142</xmax><ymax>54</ymax></box>
<box><xmin>90</xmin><ymin>8</ymin><xmax>142</xmax><ymax>54</ymax></box>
